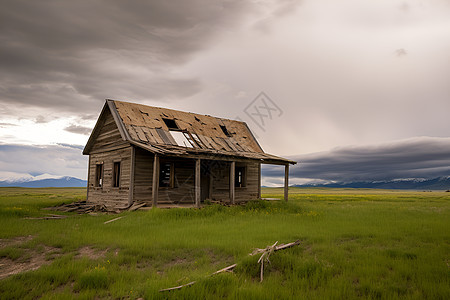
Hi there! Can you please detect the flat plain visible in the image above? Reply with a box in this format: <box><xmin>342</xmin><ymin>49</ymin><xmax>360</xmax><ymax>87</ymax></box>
<box><xmin>0</xmin><ymin>187</ymin><xmax>449</xmax><ymax>299</ymax></box>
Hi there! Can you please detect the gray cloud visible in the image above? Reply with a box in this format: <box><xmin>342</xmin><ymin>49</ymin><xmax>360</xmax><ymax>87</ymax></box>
<box><xmin>0</xmin><ymin>143</ymin><xmax>87</xmax><ymax>179</ymax></box>
<box><xmin>0</xmin><ymin>122</ymin><xmax>17</xmax><ymax>127</ymax></box>
<box><xmin>64</xmin><ymin>125</ymin><xmax>91</xmax><ymax>135</ymax></box>
<box><xmin>262</xmin><ymin>137</ymin><xmax>450</xmax><ymax>182</ymax></box>
<box><xmin>0</xmin><ymin>0</ymin><xmax>260</xmax><ymax>114</ymax></box>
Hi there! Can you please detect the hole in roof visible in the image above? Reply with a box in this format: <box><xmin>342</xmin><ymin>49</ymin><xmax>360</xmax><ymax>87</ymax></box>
<box><xmin>163</xmin><ymin>118</ymin><xmax>180</xmax><ymax>131</ymax></box>
<box><xmin>139</xmin><ymin>110</ymin><xmax>149</xmax><ymax>116</ymax></box>
<box><xmin>220</xmin><ymin>125</ymin><xmax>232</xmax><ymax>137</ymax></box>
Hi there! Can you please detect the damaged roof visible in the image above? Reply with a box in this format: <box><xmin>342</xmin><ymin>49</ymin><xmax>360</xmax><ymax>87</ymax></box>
<box><xmin>84</xmin><ymin>99</ymin><xmax>296</xmax><ymax>165</ymax></box>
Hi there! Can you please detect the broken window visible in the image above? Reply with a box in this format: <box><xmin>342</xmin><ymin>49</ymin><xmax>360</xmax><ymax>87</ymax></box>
<box><xmin>112</xmin><ymin>161</ymin><xmax>121</xmax><ymax>187</ymax></box>
<box><xmin>95</xmin><ymin>163</ymin><xmax>103</xmax><ymax>187</ymax></box>
<box><xmin>169</xmin><ymin>131</ymin><xmax>194</xmax><ymax>148</ymax></box>
<box><xmin>162</xmin><ymin>118</ymin><xmax>180</xmax><ymax>131</ymax></box>
<box><xmin>235</xmin><ymin>166</ymin><xmax>246</xmax><ymax>187</ymax></box>
<box><xmin>159</xmin><ymin>162</ymin><xmax>174</xmax><ymax>187</ymax></box>
<box><xmin>220</xmin><ymin>125</ymin><xmax>232</xmax><ymax>137</ymax></box>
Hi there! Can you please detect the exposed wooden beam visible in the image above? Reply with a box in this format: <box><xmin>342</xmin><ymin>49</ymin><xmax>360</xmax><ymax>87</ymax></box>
<box><xmin>284</xmin><ymin>164</ymin><xmax>289</xmax><ymax>202</ymax></box>
<box><xmin>195</xmin><ymin>159</ymin><xmax>201</xmax><ymax>208</ymax></box>
<box><xmin>230</xmin><ymin>161</ymin><xmax>235</xmax><ymax>204</ymax></box>
<box><xmin>152</xmin><ymin>154</ymin><xmax>159</xmax><ymax>207</ymax></box>
<box><xmin>257</xmin><ymin>163</ymin><xmax>261</xmax><ymax>199</ymax></box>
<box><xmin>128</xmin><ymin>146</ymin><xmax>135</xmax><ymax>206</ymax></box>
<box><xmin>86</xmin><ymin>156</ymin><xmax>91</xmax><ymax>202</ymax></box>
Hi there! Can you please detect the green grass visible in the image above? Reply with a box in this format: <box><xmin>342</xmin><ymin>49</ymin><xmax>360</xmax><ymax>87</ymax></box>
<box><xmin>0</xmin><ymin>187</ymin><xmax>449</xmax><ymax>299</ymax></box>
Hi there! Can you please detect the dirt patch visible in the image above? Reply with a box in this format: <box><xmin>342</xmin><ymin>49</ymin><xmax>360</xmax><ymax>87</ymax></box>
<box><xmin>0</xmin><ymin>244</ymin><xmax>62</xmax><ymax>280</ymax></box>
<box><xmin>0</xmin><ymin>235</ymin><xmax>34</xmax><ymax>249</ymax></box>
<box><xmin>76</xmin><ymin>246</ymin><xmax>109</xmax><ymax>260</ymax></box>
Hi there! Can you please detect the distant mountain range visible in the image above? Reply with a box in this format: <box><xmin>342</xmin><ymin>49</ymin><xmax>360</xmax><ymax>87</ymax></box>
<box><xmin>1</xmin><ymin>175</ymin><xmax>449</xmax><ymax>190</ymax></box>
<box><xmin>0</xmin><ymin>176</ymin><xmax>87</xmax><ymax>188</ymax></box>
<box><xmin>293</xmin><ymin>176</ymin><xmax>450</xmax><ymax>190</ymax></box>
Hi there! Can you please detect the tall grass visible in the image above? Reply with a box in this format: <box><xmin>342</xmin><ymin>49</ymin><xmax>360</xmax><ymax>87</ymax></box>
<box><xmin>0</xmin><ymin>187</ymin><xmax>448</xmax><ymax>299</ymax></box>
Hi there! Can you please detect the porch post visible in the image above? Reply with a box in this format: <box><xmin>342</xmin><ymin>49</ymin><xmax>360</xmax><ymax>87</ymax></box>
<box><xmin>195</xmin><ymin>158</ymin><xmax>201</xmax><ymax>208</ymax></box>
<box><xmin>257</xmin><ymin>163</ymin><xmax>261</xmax><ymax>199</ymax></box>
<box><xmin>128</xmin><ymin>146</ymin><xmax>135</xmax><ymax>206</ymax></box>
<box><xmin>284</xmin><ymin>164</ymin><xmax>289</xmax><ymax>202</ymax></box>
<box><xmin>152</xmin><ymin>154</ymin><xmax>159</xmax><ymax>207</ymax></box>
<box><xmin>230</xmin><ymin>161</ymin><xmax>235</xmax><ymax>204</ymax></box>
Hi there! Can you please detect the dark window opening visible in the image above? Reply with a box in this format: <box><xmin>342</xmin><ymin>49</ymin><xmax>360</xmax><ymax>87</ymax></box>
<box><xmin>159</xmin><ymin>162</ymin><xmax>174</xmax><ymax>187</ymax></box>
<box><xmin>95</xmin><ymin>164</ymin><xmax>103</xmax><ymax>187</ymax></box>
<box><xmin>112</xmin><ymin>161</ymin><xmax>121</xmax><ymax>187</ymax></box>
<box><xmin>220</xmin><ymin>125</ymin><xmax>232</xmax><ymax>137</ymax></box>
<box><xmin>163</xmin><ymin>118</ymin><xmax>180</xmax><ymax>131</ymax></box>
<box><xmin>235</xmin><ymin>166</ymin><xmax>246</xmax><ymax>187</ymax></box>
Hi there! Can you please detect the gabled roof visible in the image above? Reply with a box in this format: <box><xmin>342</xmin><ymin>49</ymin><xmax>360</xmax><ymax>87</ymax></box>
<box><xmin>84</xmin><ymin>99</ymin><xmax>296</xmax><ymax>165</ymax></box>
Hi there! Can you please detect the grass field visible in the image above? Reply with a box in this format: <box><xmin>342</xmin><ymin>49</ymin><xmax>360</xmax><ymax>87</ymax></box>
<box><xmin>0</xmin><ymin>187</ymin><xmax>449</xmax><ymax>299</ymax></box>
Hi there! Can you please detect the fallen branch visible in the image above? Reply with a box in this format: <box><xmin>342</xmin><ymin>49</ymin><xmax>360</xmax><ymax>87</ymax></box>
<box><xmin>211</xmin><ymin>263</ymin><xmax>237</xmax><ymax>275</ymax></box>
<box><xmin>103</xmin><ymin>216</ymin><xmax>124</xmax><ymax>224</ymax></box>
<box><xmin>159</xmin><ymin>263</ymin><xmax>237</xmax><ymax>292</ymax></box>
<box><xmin>159</xmin><ymin>240</ymin><xmax>300</xmax><ymax>292</ymax></box>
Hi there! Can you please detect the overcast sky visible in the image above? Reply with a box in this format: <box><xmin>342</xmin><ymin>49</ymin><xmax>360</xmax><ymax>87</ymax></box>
<box><xmin>1</xmin><ymin>0</ymin><xmax>449</xmax><ymax>184</ymax></box>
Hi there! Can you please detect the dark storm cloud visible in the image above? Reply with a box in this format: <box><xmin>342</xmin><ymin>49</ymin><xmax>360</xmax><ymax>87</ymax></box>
<box><xmin>0</xmin><ymin>0</ymin><xmax>256</xmax><ymax>113</ymax></box>
<box><xmin>263</xmin><ymin>137</ymin><xmax>450</xmax><ymax>182</ymax></box>
<box><xmin>0</xmin><ymin>143</ymin><xmax>87</xmax><ymax>179</ymax></box>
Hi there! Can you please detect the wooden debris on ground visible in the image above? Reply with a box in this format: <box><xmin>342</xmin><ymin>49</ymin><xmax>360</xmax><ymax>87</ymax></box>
<box><xmin>159</xmin><ymin>241</ymin><xmax>300</xmax><ymax>292</ymax></box>
<box><xmin>44</xmin><ymin>201</ymin><xmax>149</xmax><ymax>214</ymax></box>
<box><xmin>103</xmin><ymin>216</ymin><xmax>124</xmax><ymax>224</ymax></box>
<box><xmin>248</xmin><ymin>240</ymin><xmax>301</xmax><ymax>282</ymax></box>
<box><xmin>159</xmin><ymin>263</ymin><xmax>237</xmax><ymax>292</ymax></box>
<box><xmin>25</xmin><ymin>214</ymin><xmax>68</xmax><ymax>220</ymax></box>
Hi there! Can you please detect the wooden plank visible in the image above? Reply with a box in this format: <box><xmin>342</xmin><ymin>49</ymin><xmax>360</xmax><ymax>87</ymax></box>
<box><xmin>230</xmin><ymin>161</ymin><xmax>235</xmax><ymax>204</ymax></box>
<box><xmin>197</xmin><ymin>134</ymin><xmax>213</xmax><ymax>149</ymax></box>
<box><xmin>104</xmin><ymin>216</ymin><xmax>124</xmax><ymax>224</ymax></box>
<box><xmin>149</xmin><ymin>128</ymin><xmax>164</xmax><ymax>144</ymax></box>
<box><xmin>195</xmin><ymin>159</ymin><xmax>201</xmax><ymax>208</ymax></box>
<box><xmin>284</xmin><ymin>164</ymin><xmax>289</xmax><ymax>202</ymax></box>
<box><xmin>134</xmin><ymin>126</ymin><xmax>148</xmax><ymax>142</ymax></box>
<box><xmin>152</xmin><ymin>154</ymin><xmax>159</xmax><ymax>207</ymax></box>
<box><xmin>86</xmin><ymin>156</ymin><xmax>91</xmax><ymax>201</ymax></box>
<box><xmin>257</xmin><ymin>163</ymin><xmax>261</xmax><ymax>199</ymax></box>
<box><xmin>156</xmin><ymin>128</ymin><xmax>171</xmax><ymax>144</ymax></box>
<box><xmin>165</xmin><ymin>130</ymin><xmax>177</xmax><ymax>145</ymax></box>
<box><xmin>128</xmin><ymin>146</ymin><xmax>135</xmax><ymax>206</ymax></box>
<box><xmin>127</xmin><ymin>125</ymin><xmax>139</xmax><ymax>140</ymax></box>
<box><xmin>140</xmin><ymin>127</ymin><xmax>157</xmax><ymax>144</ymax></box>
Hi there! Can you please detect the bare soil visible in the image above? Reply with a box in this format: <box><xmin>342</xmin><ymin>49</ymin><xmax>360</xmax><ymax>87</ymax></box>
<box><xmin>0</xmin><ymin>236</ymin><xmax>62</xmax><ymax>280</ymax></box>
<box><xmin>0</xmin><ymin>237</ymin><xmax>111</xmax><ymax>280</ymax></box>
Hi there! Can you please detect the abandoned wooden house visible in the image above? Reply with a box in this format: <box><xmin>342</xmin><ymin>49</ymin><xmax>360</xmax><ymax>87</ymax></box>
<box><xmin>82</xmin><ymin>100</ymin><xmax>296</xmax><ymax>208</ymax></box>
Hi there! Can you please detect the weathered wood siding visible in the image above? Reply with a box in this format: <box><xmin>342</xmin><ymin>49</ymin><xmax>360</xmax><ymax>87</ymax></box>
<box><xmin>133</xmin><ymin>152</ymin><xmax>196</xmax><ymax>205</ymax></box>
<box><xmin>133</xmin><ymin>148</ymin><xmax>153</xmax><ymax>203</ymax></box>
<box><xmin>210</xmin><ymin>161</ymin><xmax>259</xmax><ymax>202</ymax></box>
<box><xmin>90</xmin><ymin>108</ymin><xmax>125</xmax><ymax>153</ymax></box>
<box><xmin>87</xmin><ymin>108</ymin><xmax>132</xmax><ymax>207</ymax></box>
<box><xmin>88</xmin><ymin>147</ymin><xmax>132</xmax><ymax>208</ymax></box>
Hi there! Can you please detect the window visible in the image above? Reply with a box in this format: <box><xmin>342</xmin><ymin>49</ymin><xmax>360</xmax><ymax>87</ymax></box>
<box><xmin>95</xmin><ymin>164</ymin><xmax>103</xmax><ymax>187</ymax></box>
<box><xmin>220</xmin><ymin>125</ymin><xmax>232</xmax><ymax>137</ymax></box>
<box><xmin>169</xmin><ymin>131</ymin><xmax>194</xmax><ymax>148</ymax></box>
<box><xmin>112</xmin><ymin>161</ymin><xmax>121</xmax><ymax>187</ymax></box>
<box><xmin>235</xmin><ymin>166</ymin><xmax>246</xmax><ymax>187</ymax></box>
<box><xmin>159</xmin><ymin>162</ymin><xmax>174</xmax><ymax>187</ymax></box>
<box><xmin>162</xmin><ymin>118</ymin><xmax>180</xmax><ymax>131</ymax></box>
